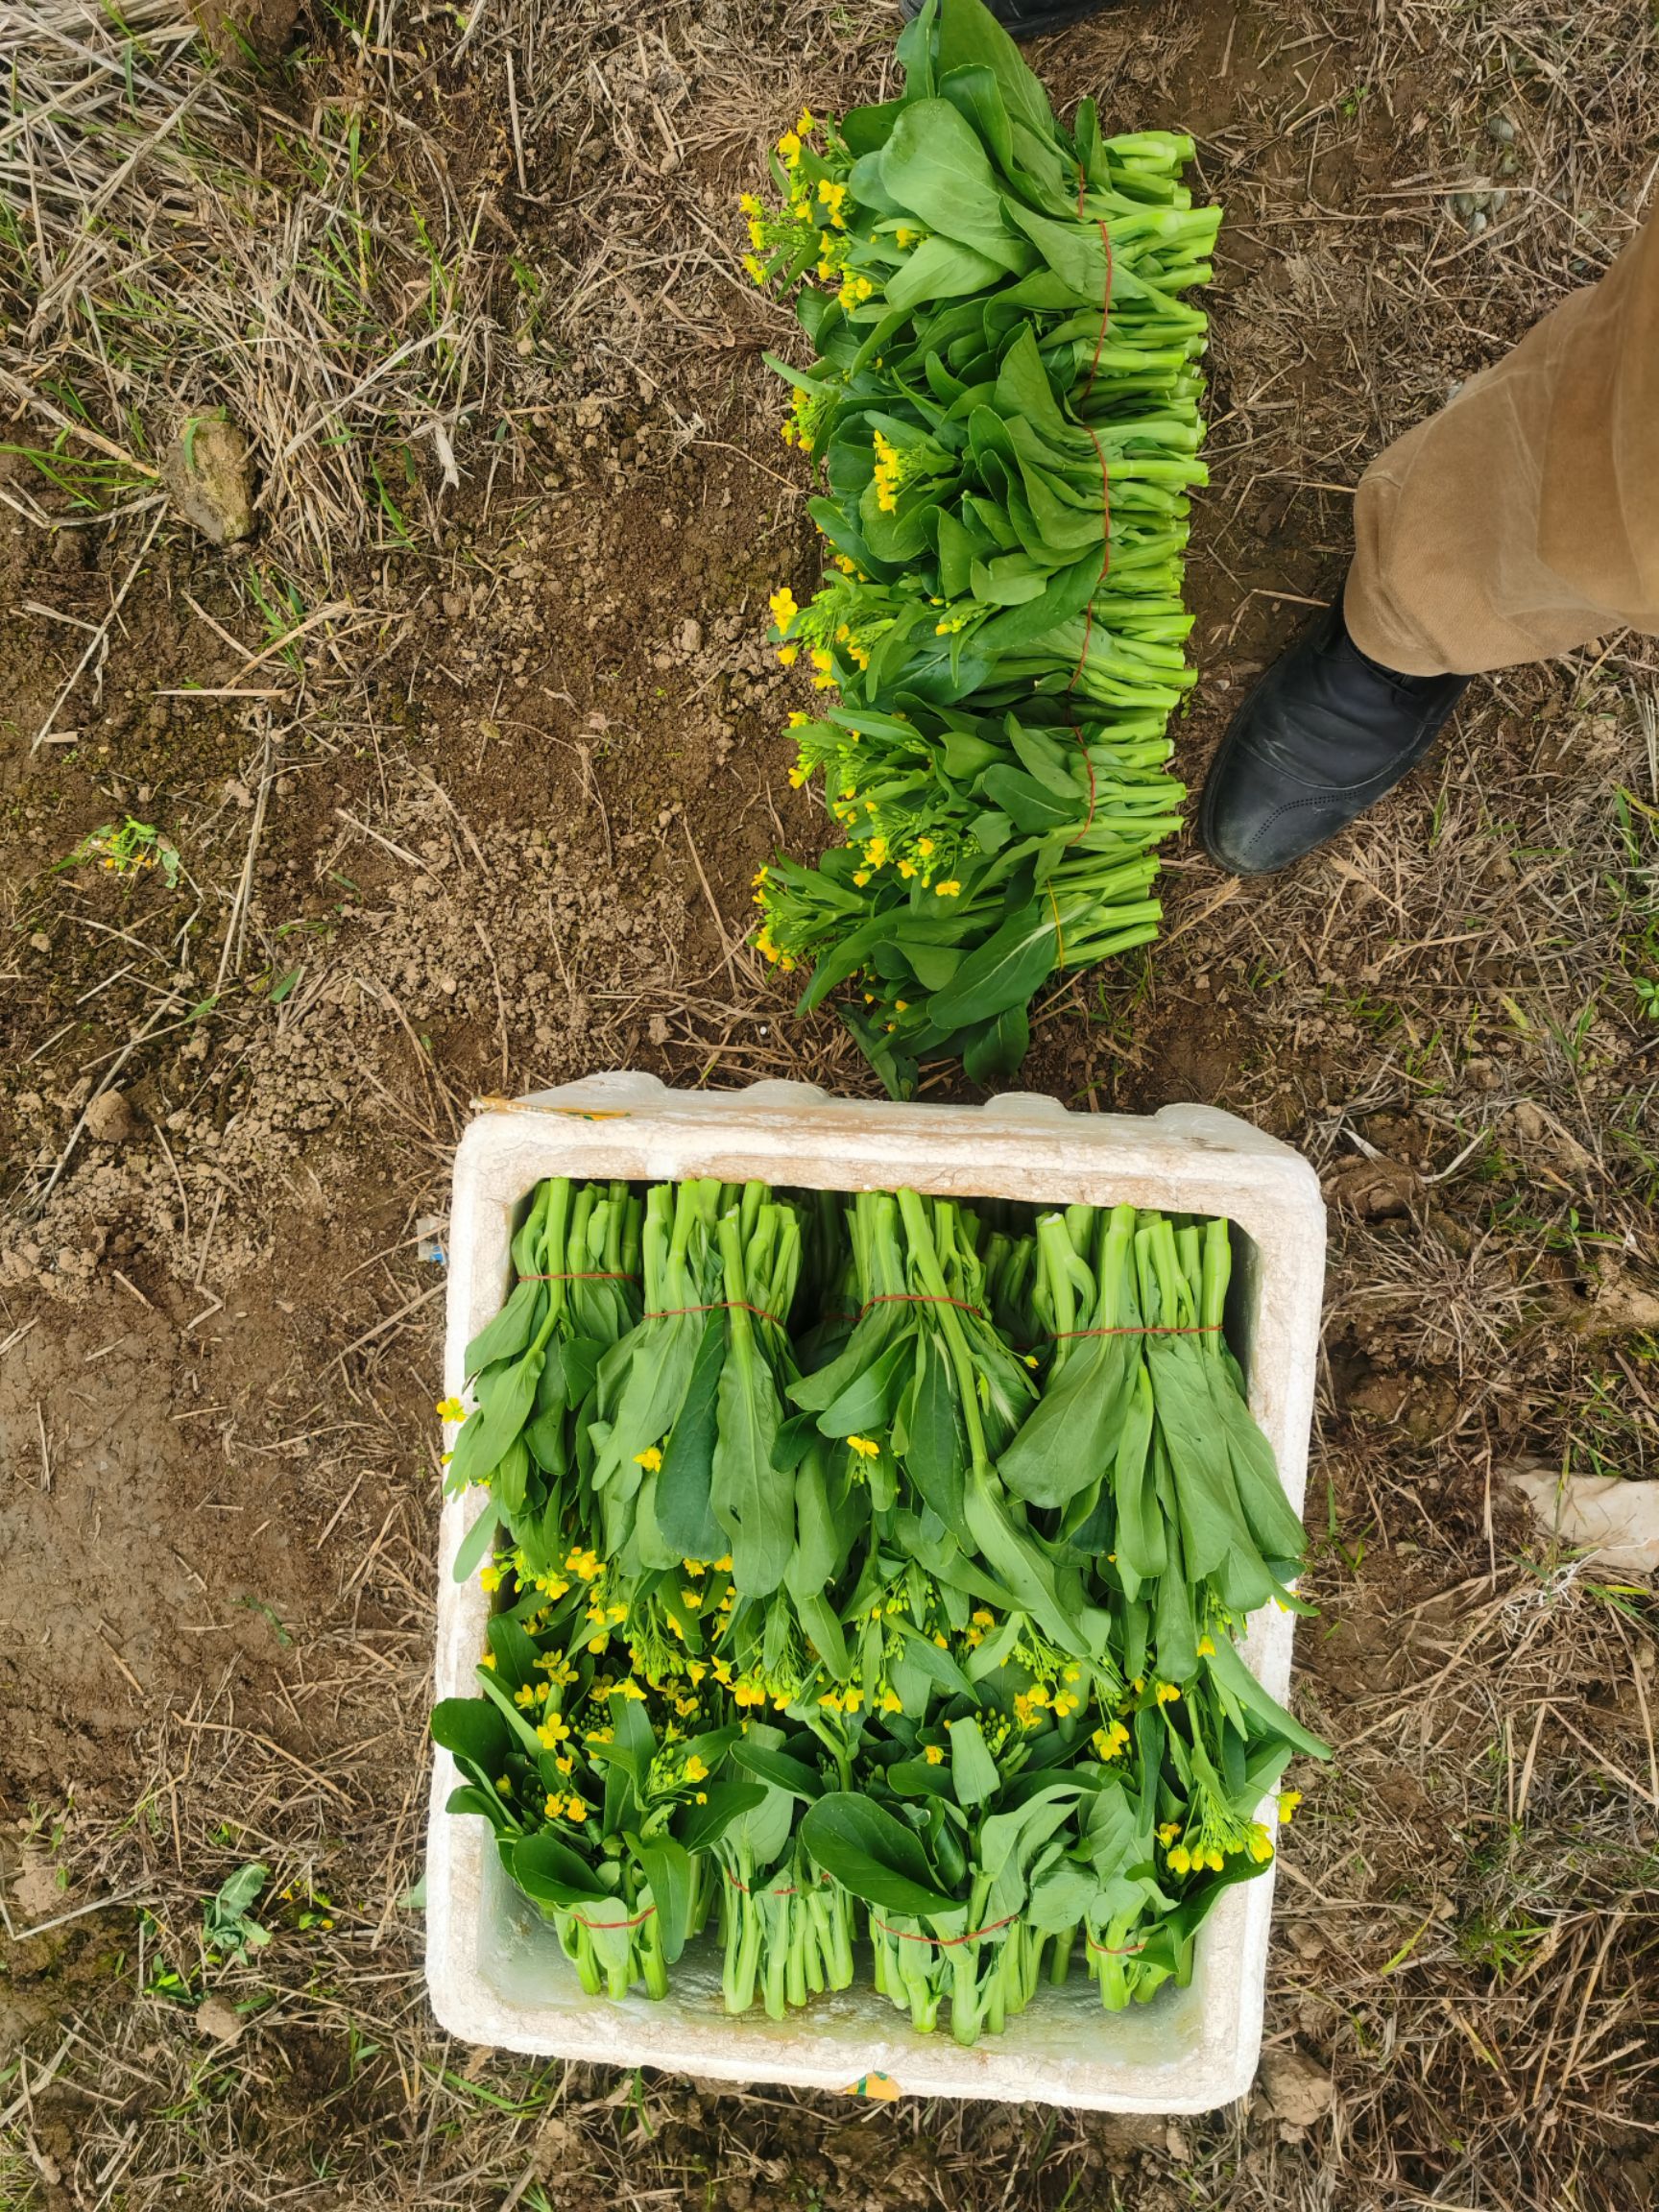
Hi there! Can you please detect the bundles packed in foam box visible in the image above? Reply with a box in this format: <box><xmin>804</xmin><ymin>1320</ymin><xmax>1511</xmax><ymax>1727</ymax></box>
<box><xmin>425</xmin><ymin>1073</ymin><xmax>1324</xmax><ymax>2110</ymax></box>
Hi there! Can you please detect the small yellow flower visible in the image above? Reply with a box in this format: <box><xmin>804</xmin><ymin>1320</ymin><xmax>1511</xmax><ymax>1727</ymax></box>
<box><xmin>634</xmin><ymin>1446</ymin><xmax>663</xmax><ymax>1473</ymax></box>
<box><xmin>1154</xmin><ymin>1681</ymin><xmax>1181</xmax><ymax>1706</ymax></box>
<box><xmin>776</xmin><ymin>130</ymin><xmax>802</xmax><ymax>166</ymax></box>
<box><xmin>1278</xmin><ymin>1790</ymin><xmax>1303</xmax><ymax>1824</ymax></box>
<box><xmin>565</xmin><ymin>1795</ymin><xmax>589</xmax><ymax>1824</ymax></box>
<box><xmin>795</xmin><ymin>108</ymin><xmax>816</xmax><ymax>135</ymax></box>
<box><xmin>681</xmin><ymin>1588</ymin><xmax>703</xmax><ymax>1610</ymax></box>
<box><xmin>1196</xmin><ymin>1635</ymin><xmax>1216</xmax><ymax>1659</ymax></box>
<box><xmin>479</xmin><ymin>1650</ymin><xmax>496</xmax><ymax>1670</ymax></box>
<box><xmin>778</xmin><ymin>643</ymin><xmax>799</xmax><ymax>666</ymax></box>
<box><xmin>769</xmin><ymin>586</ymin><xmax>799</xmax><ymax>632</ymax></box>
<box><xmin>537</xmin><ymin>1717</ymin><xmax>568</xmax><ymax>1749</ymax></box>
<box><xmin>933</xmin><ymin>879</ymin><xmax>962</xmax><ymax>899</ymax></box>
<box><xmin>846</xmin><ymin>1434</ymin><xmax>880</xmax><ymax>1459</ymax></box>
<box><xmin>685</xmin><ymin>1753</ymin><xmax>710</xmax><ymax>1783</ymax></box>
<box><xmin>436</xmin><ymin>1396</ymin><xmax>466</xmax><ymax>1423</ymax></box>
<box><xmin>478</xmin><ymin>1563</ymin><xmax>502</xmax><ymax>1594</ymax></box>
<box><xmin>924</xmin><ymin>1743</ymin><xmax>945</xmax><ymax>1766</ymax></box>
<box><xmin>743</xmin><ymin>252</ymin><xmax>765</xmax><ymax>284</ymax></box>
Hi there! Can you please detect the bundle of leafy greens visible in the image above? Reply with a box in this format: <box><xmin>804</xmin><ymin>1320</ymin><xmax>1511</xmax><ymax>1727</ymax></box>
<box><xmin>434</xmin><ymin>1176</ymin><xmax>1324</xmax><ymax>2046</ymax></box>
<box><xmin>742</xmin><ymin>0</ymin><xmax>1218</xmax><ymax>1094</ymax></box>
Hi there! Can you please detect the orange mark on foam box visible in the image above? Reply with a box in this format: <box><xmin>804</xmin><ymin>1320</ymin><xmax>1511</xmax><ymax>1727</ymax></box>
<box><xmin>844</xmin><ymin>2072</ymin><xmax>900</xmax><ymax>2102</ymax></box>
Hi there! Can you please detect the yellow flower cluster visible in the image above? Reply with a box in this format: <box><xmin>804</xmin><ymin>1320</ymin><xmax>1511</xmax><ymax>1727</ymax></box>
<box><xmin>871</xmin><ymin>428</ymin><xmax>902</xmax><ymax>515</ymax></box>
<box><xmin>1093</xmin><ymin>1719</ymin><xmax>1131</xmax><ymax>1762</ymax></box>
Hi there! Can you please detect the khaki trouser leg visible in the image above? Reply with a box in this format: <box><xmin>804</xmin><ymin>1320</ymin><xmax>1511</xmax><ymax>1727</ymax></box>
<box><xmin>1344</xmin><ymin>213</ymin><xmax>1659</xmax><ymax>677</ymax></box>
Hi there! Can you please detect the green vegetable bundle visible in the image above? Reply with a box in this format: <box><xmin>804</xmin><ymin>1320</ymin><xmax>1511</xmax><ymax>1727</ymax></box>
<box><xmin>434</xmin><ymin>1175</ymin><xmax>1325</xmax><ymax>2046</ymax></box>
<box><xmin>744</xmin><ymin>0</ymin><xmax>1218</xmax><ymax>1094</ymax></box>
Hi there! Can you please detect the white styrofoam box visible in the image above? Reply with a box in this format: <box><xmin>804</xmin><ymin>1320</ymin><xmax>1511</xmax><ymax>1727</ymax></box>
<box><xmin>426</xmin><ymin>1073</ymin><xmax>1326</xmax><ymax>2111</ymax></box>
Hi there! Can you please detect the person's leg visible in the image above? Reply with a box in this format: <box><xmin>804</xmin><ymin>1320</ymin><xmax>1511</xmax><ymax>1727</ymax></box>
<box><xmin>1347</xmin><ymin>213</ymin><xmax>1659</xmax><ymax>674</ymax></box>
<box><xmin>1201</xmin><ymin>213</ymin><xmax>1659</xmax><ymax>875</ymax></box>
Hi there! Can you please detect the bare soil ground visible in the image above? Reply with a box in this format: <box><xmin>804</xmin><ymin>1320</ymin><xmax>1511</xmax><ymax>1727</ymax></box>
<box><xmin>2</xmin><ymin>2</ymin><xmax>1657</xmax><ymax>2208</ymax></box>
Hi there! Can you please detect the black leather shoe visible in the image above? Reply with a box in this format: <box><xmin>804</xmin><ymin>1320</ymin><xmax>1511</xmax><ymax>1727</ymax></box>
<box><xmin>1198</xmin><ymin>589</ymin><xmax>1471</xmax><ymax>877</ymax></box>
<box><xmin>900</xmin><ymin>0</ymin><xmax>1118</xmax><ymax>35</ymax></box>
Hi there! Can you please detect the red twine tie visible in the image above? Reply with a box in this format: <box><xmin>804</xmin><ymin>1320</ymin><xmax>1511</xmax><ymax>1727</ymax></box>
<box><xmin>643</xmin><ymin>1300</ymin><xmax>787</xmax><ymax>1330</ymax></box>
<box><xmin>1069</xmin><ymin>172</ymin><xmax>1116</xmax><ymax>769</ymax></box>
<box><xmin>570</xmin><ymin>1904</ymin><xmax>657</xmax><ymax>1932</ymax></box>
<box><xmin>1085</xmin><ymin>1931</ymin><xmax>1146</xmax><ymax>1958</ymax></box>
<box><xmin>858</xmin><ymin>1291</ymin><xmax>985</xmax><ymax>1320</ymax></box>
<box><xmin>871</xmin><ymin>1911</ymin><xmax>1022</xmax><ymax>1947</ymax></box>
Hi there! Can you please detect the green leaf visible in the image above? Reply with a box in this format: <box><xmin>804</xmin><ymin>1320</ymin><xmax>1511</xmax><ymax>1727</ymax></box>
<box><xmin>965</xmin><ymin>1468</ymin><xmax>1086</xmax><ymax>1656</ymax></box>
<box><xmin>885</xmin><ymin>232</ymin><xmax>1009</xmax><ymax>313</ymax></box>
<box><xmin>445</xmin><ymin>1350</ymin><xmax>545</xmax><ymax>1490</ymax></box>
<box><xmin>1203</xmin><ymin>1633</ymin><xmax>1332</xmax><ymax>1760</ymax></box>
<box><xmin>925</xmin><ymin>902</ymin><xmax>1057</xmax><ymax>1029</ymax></box>
<box><xmin>485</xmin><ymin>1611</ymin><xmax>541</xmax><ymax>1689</ymax></box>
<box><xmin>936</xmin><ymin>0</ymin><xmax>1058</xmax><ymax>148</ymax></box>
<box><xmin>431</xmin><ymin>1696</ymin><xmax>511</xmax><ymax>1779</ymax></box>
<box><xmin>445</xmin><ymin>1782</ymin><xmax>518</xmax><ymax>1836</ymax></box>
<box><xmin>464</xmin><ymin>1278</ymin><xmax>542</xmax><ymax>1378</ymax></box>
<box><xmin>673</xmin><ymin>1781</ymin><xmax>768</xmax><ymax>1854</ymax></box>
<box><xmin>632</xmin><ymin>1834</ymin><xmax>694</xmax><ymax>1962</ymax></box>
<box><xmin>813</xmin><ymin>1336</ymin><xmax>910</xmax><ymax>1439</ymax></box>
<box><xmin>1026</xmin><ymin>1860</ymin><xmax>1097</xmax><ymax>1933</ymax></box>
<box><xmin>878</xmin><ymin>100</ymin><xmax>1031</xmax><ymax>274</ymax></box>
<box><xmin>948</xmin><ymin>1714</ymin><xmax>1002</xmax><ymax>1807</ymax></box>
<box><xmin>903</xmin><ymin>1331</ymin><xmax>969</xmax><ymax>1538</ymax></box>
<box><xmin>978</xmin><ymin>765</ymin><xmax>1075</xmax><ymax>833</ymax></box>
<box><xmin>1000</xmin><ymin>1336</ymin><xmax>1133</xmax><ymax>1508</ymax></box>
<box><xmin>1148</xmin><ymin>1340</ymin><xmax>1257</xmax><ymax>1580</ymax></box>
<box><xmin>884</xmin><ymin>1758</ymin><xmax>956</xmax><ymax>1800</ymax></box>
<box><xmin>655</xmin><ymin>1313</ymin><xmax>725</xmax><ymax>1559</ymax></box>
<box><xmin>960</xmin><ymin>1002</ymin><xmax>1031</xmax><ymax>1088</ymax></box>
<box><xmin>512</xmin><ymin>1831</ymin><xmax>611</xmax><ymax>1911</ymax></box>
<box><xmin>801</xmin><ymin>1793</ymin><xmax>959</xmax><ymax>1916</ymax></box>
<box><xmin>732</xmin><ymin>1742</ymin><xmax>825</xmax><ymax>1801</ymax></box>
<box><xmin>474</xmin><ymin>1669</ymin><xmax>549</xmax><ymax>1759</ymax></box>
<box><xmin>890</xmin><ymin>1617</ymin><xmax>977</xmax><ymax>1700</ymax></box>
<box><xmin>450</xmin><ymin>1503</ymin><xmax>499</xmax><ymax>1585</ymax></box>
<box><xmin>710</xmin><ymin>1338</ymin><xmax>793</xmax><ymax>1597</ymax></box>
